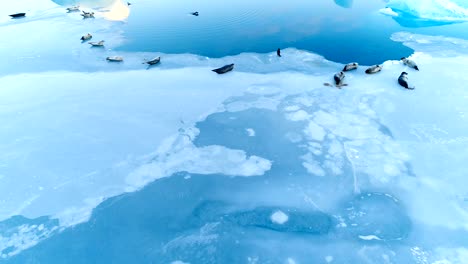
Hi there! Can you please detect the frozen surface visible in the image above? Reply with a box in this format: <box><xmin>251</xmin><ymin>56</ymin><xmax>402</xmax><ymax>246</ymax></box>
<box><xmin>0</xmin><ymin>0</ymin><xmax>468</xmax><ymax>263</ymax></box>
<box><xmin>385</xmin><ymin>0</ymin><xmax>468</xmax><ymax>22</ymax></box>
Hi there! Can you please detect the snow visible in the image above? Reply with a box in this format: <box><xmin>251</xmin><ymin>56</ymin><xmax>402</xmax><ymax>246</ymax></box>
<box><xmin>270</xmin><ymin>210</ymin><xmax>289</xmax><ymax>224</ymax></box>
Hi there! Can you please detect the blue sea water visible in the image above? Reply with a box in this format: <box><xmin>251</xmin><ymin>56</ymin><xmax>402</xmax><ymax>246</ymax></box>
<box><xmin>49</xmin><ymin>0</ymin><xmax>468</xmax><ymax>64</ymax></box>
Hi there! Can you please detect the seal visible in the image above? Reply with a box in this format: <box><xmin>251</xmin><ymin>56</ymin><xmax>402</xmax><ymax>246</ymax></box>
<box><xmin>66</xmin><ymin>6</ymin><xmax>80</xmax><ymax>12</ymax></box>
<box><xmin>277</xmin><ymin>48</ymin><xmax>281</xmax><ymax>57</ymax></box>
<box><xmin>81</xmin><ymin>33</ymin><xmax>92</xmax><ymax>41</ymax></box>
<box><xmin>191</xmin><ymin>12</ymin><xmax>199</xmax><ymax>16</ymax></box>
<box><xmin>89</xmin><ymin>40</ymin><xmax>105</xmax><ymax>47</ymax></box>
<box><xmin>324</xmin><ymin>71</ymin><xmax>348</xmax><ymax>88</ymax></box>
<box><xmin>144</xmin><ymin>57</ymin><xmax>161</xmax><ymax>65</ymax></box>
<box><xmin>81</xmin><ymin>11</ymin><xmax>94</xmax><ymax>18</ymax></box>
<box><xmin>343</xmin><ymin>62</ymin><xmax>358</xmax><ymax>71</ymax></box>
<box><xmin>334</xmin><ymin>71</ymin><xmax>345</xmax><ymax>86</ymax></box>
<box><xmin>365</xmin><ymin>65</ymin><xmax>382</xmax><ymax>74</ymax></box>
<box><xmin>398</xmin><ymin>72</ymin><xmax>415</xmax><ymax>90</ymax></box>
<box><xmin>106</xmin><ymin>56</ymin><xmax>124</xmax><ymax>62</ymax></box>
<box><xmin>212</xmin><ymin>64</ymin><xmax>234</xmax><ymax>74</ymax></box>
<box><xmin>10</xmin><ymin>13</ymin><xmax>26</xmax><ymax>18</ymax></box>
<box><xmin>401</xmin><ymin>57</ymin><xmax>419</xmax><ymax>71</ymax></box>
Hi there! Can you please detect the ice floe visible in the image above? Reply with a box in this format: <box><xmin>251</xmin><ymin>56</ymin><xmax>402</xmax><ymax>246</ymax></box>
<box><xmin>385</xmin><ymin>0</ymin><xmax>468</xmax><ymax>22</ymax></box>
<box><xmin>1</xmin><ymin>1</ymin><xmax>468</xmax><ymax>260</ymax></box>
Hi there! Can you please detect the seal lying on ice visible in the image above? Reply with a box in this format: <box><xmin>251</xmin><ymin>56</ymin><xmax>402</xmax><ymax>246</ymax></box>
<box><xmin>398</xmin><ymin>72</ymin><xmax>415</xmax><ymax>90</ymax></box>
<box><xmin>212</xmin><ymin>64</ymin><xmax>234</xmax><ymax>74</ymax></box>
<box><xmin>401</xmin><ymin>57</ymin><xmax>419</xmax><ymax>71</ymax></box>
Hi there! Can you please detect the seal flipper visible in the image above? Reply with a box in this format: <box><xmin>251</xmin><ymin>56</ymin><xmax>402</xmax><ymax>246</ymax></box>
<box><xmin>414</xmin><ymin>66</ymin><xmax>419</xmax><ymax>71</ymax></box>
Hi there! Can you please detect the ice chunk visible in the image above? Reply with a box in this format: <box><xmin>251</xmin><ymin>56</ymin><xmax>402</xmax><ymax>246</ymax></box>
<box><xmin>303</xmin><ymin>121</ymin><xmax>326</xmax><ymax>141</ymax></box>
<box><xmin>0</xmin><ymin>216</ymin><xmax>59</xmax><ymax>258</ymax></box>
<box><xmin>386</xmin><ymin>0</ymin><xmax>468</xmax><ymax>22</ymax></box>
<box><xmin>246</xmin><ymin>128</ymin><xmax>256</xmax><ymax>137</ymax></box>
<box><xmin>270</xmin><ymin>210</ymin><xmax>289</xmax><ymax>224</ymax></box>
<box><xmin>379</xmin><ymin>7</ymin><xmax>399</xmax><ymax>17</ymax></box>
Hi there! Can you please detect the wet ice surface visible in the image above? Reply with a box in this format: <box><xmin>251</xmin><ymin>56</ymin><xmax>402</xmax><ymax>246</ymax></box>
<box><xmin>1</xmin><ymin>1</ymin><xmax>468</xmax><ymax>263</ymax></box>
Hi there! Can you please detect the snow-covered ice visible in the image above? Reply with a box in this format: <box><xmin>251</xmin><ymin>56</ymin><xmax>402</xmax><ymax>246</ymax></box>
<box><xmin>0</xmin><ymin>0</ymin><xmax>468</xmax><ymax>262</ymax></box>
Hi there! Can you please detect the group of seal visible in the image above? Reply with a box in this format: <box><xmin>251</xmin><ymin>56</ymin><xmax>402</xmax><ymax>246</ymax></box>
<box><xmin>324</xmin><ymin>62</ymin><xmax>382</xmax><ymax>88</ymax></box>
<box><xmin>398</xmin><ymin>57</ymin><xmax>418</xmax><ymax>89</ymax></box>
<box><xmin>324</xmin><ymin>57</ymin><xmax>419</xmax><ymax>90</ymax></box>
<box><xmin>67</xmin><ymin>5</ymin><xmax>162</xmax><ymax>66</ymax></box>
<box><xmin>10</xmin><ymin>5</ymin><xmax>420</xmax><ymax>81</ymax></box>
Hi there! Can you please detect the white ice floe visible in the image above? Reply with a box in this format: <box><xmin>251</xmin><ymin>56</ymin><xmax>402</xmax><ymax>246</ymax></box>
<box><xmin>303</xmin><ymin>121</ymin><xmax>326</xmax><ymax>141</ymax></box>
<box><xmin>171</xmin><ymin>261</ymin><xmax>190</xmax><ymax>264</ymax></box>
<box><xmin>246</xmin><ymin>128</ymin><xmax>256</xmax><ymax>137</ymax></box>
<box><xmin>358</xmin><ymin>235</ymin><xmax>382</xmax><ymax>241</ymax></box>
<box><xmin>386</xmin><ymin>0</ymin><xmax>468</xmax><ymax>22</ymax></box>
<box><xmin>125</xmin><ymin>129</ymin><xmax>272</xmax><ymax>192</ymax></box>
<box><xmin>379</xmin><ymin>7</ymin><xmax>399</xmax><ymax>17</ymax></box>
<box><xmin>270</xmin><ymin>210</ymin><xmax>289</xmax><ymax>224</ymax></box>
<box><xmin>286</xmin><ymin>110</ymin><xmax>311</xmax><ymax>121</ymax></box>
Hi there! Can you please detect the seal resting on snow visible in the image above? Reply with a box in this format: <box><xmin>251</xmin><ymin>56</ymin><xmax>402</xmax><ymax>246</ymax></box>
<box><xmin>401</xmin><ymin>57</ymin><xmax>419</xmax><ymax>71</ymax></box>
<box><xmin>277</xmin><ymin>48</ymin><xmax>281</xmax><ymax>57</ymax></box>
<box><xmin>365</xmin><ymin>65</ymin><xmax>382</xmax><ymax>74</ymax></box>
<box><xmin>398</xmin><ymin>72</ymin><xmax>415</xmax><ymax>90</ymax></box>
<box><xmin>212</xmin><ymin>64</ymin><xmax>234</xmax><ymax>74</ymax></box>
<box><xmin>144</xmin><ymin>57</ymin><xmax>161</xmax><ymax>65</ymax></box>
<box><xmin>81</xmin><ymin>11</ymin><xmax>94</xmax><ymax>18</ymax></box>
<box><xmin>334</xmin><ymin>71</ymin><xmax>346</xmax><ymax>87</ymax></box>
<box><xmin>10</xmin><ymin>13</ymin><xmax>26</xmax><ymax>18</ymax></box>
<box><xmin>66</xmin><ymin>6</ymin><xmax>80</xmax><ymax>12</ymax></box>
<box><xmin>343</xmin><ymin>62</ymin><xmax>358</xmax><ymax>71</ymax></box>
<box><xmin>81</xmin><ymin>33</ymin><xmax>92</xmax><ymax>41</ymax></box>
<box><xmin>89</xmin><ymin>40</ymin><xmax>105</xmax><ymax>47</ymax></box>
<box><xmin>324</xmin><ymin>71</ymin><xmax>347</xmax><ymax>88</ymax></box>
<box><xmin>106</xmin><ymin>56</ymin><xmax>123</xmax><ymax>62</ymax></box>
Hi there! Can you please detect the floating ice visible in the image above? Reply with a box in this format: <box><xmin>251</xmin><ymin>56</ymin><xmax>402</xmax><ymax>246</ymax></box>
<box><xmin>358</xmin><ymin>235</ymin><xmax>382</xmax><ymax>241</ymax></box>
<box><xmin>379</xmin><ymin>7</ymin><xmax>399</xmax><ymax>17</ymax></box>
<box><xmin>270</xmin><ymin>210</ymin><xmax>289</xmax><ymax>224</ymax></box>
<box><xmin>385</xmin><ymin>0</ymin><xmax>468</xmax><ymax>23</ymax></box>
<box><xmin>246</xmin><ymin>128</ymin><xmax>256</xmax><ymax>137</ymax></box>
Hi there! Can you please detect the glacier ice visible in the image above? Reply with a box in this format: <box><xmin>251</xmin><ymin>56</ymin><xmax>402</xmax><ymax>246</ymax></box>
<box><xmin>385</xmin><ymin>0</ymin><xmax>468</xmax><ymax>25</ymax></box>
